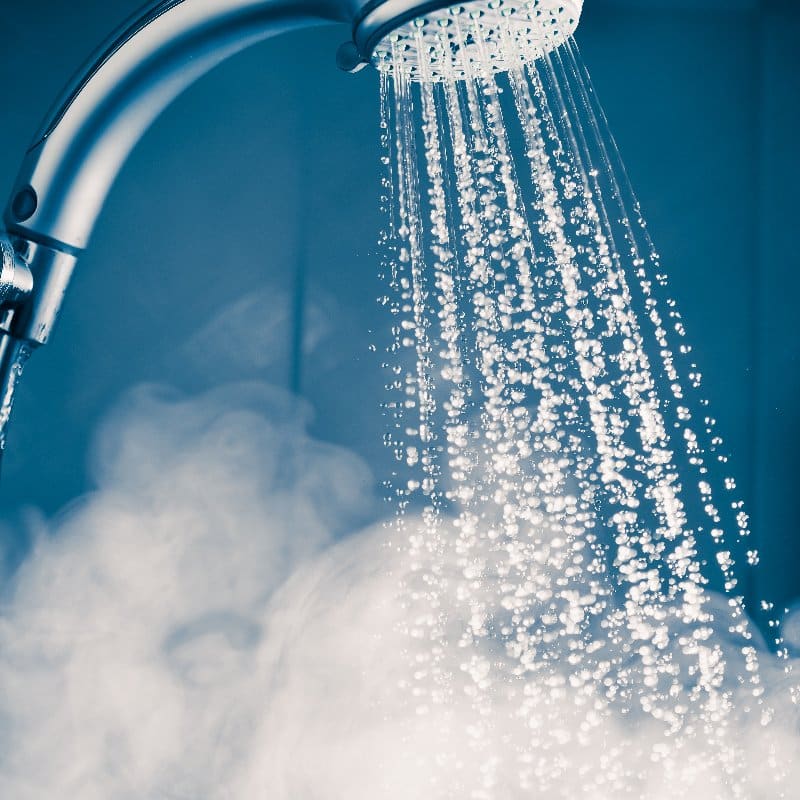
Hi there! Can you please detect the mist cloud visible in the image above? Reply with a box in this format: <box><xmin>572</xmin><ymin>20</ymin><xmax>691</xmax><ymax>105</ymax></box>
<box><xmin>0</xmin><ymin>378</ymin><xmax>798</xmax><ymax>798</ymax></box>
<box><xmin>0</xmin><ymin>381</ymin><xmax>374</xmax><ymax>799</ymax></box>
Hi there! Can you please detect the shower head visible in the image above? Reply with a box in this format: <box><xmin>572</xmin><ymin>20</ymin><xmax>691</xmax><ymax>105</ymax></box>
<box><xmin>348</xmin><ymin>0</ymin><xmax>583</xmax><ymax>80</ymax></box>
<box><xmin>0</xmin><ymin>0</ymin><xmax>583</xmax><ymax>455</ymax></box>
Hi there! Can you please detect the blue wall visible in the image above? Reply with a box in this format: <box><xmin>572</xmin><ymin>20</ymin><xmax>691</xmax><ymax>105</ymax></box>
<box><xmin>0</xmin><ymin>1</ymin><xmax>798</xmax><ymax>606</ymax></box>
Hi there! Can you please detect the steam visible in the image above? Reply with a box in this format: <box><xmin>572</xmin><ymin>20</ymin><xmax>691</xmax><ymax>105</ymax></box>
<box><xmin>0</xmin><ymin>380</ymin><xmax>374</xmax><ymax>799</ymax></box>
<box><xmin>180</xmin><ymin>284</ymin><xmax>341</xmax><ymax>383</ymax></box>
<box><xmin>0</xmin><ymin>380</ymin><xmax>798</xmax><ymax>798</ymax></box>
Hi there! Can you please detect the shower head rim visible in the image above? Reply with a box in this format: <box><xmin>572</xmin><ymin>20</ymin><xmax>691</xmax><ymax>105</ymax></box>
<box><xmin>351</xmin><ymin>0</ymin><xmax>466</xmax><ymax>65</ymax></box>
<box><xmin>350</xmin><ymin>0</ymin><xmax>584</xmax><ymax>78</ymax></box>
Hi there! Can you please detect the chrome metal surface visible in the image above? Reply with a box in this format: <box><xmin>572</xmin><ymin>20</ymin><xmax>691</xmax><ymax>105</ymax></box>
<box><xmin>0</xmin><ymin>236</ymin><xmax>34</xmax><ymax>309</ymax></box>
<box><xmin>6</xmin><ymin>240</ymin><xmax>77</xmax><ymax>346</ymax></box>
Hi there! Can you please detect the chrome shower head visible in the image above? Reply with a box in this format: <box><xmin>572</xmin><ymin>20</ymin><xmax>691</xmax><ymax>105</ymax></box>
<box><xmin>351</xmin><ymin>0</ymin><xmax>583</xmax><ymax>80</ymax></box>
<box><xmin>0</xmin><ymin>0</ymin><xmax>584</xmax><ymax>458</ymax></box>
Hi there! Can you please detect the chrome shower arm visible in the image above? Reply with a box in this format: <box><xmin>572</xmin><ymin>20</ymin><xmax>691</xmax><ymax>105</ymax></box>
<box><xmin>4</xmin><ymin>0</ymin><xmax>351</xmax><ymax>257</ymax></box>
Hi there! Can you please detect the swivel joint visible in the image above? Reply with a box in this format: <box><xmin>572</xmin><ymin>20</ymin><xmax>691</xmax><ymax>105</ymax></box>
<box><xmin>0</xmin><ymin>235</ymin><xmax>34</xmax><ymax>313</ymax></box>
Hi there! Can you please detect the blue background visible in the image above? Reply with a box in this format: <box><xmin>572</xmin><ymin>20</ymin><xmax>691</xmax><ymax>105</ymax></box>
<box><xmin>0</xmin><ymin>0</ymin><xmax>798</xmax><ymax>608</ymax></box>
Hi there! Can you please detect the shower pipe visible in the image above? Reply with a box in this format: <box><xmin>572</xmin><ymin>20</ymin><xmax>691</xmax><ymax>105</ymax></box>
<box><xmin>0</xmin><ymin>0</ymin><xmax>582</xmax><ymax>456</ymax></box>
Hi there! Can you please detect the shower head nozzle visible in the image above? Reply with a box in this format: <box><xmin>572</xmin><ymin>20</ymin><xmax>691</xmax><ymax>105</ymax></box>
<box><xmin>347</xmin><ymin>0</ymin><xmax>584</xmax><ymax>79</ymax></box>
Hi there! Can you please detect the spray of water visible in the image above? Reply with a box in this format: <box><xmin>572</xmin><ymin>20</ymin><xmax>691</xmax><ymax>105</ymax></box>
<box><xmin>375</xmin><ymin>11</ymin><xmax>798</xmax><ymax>796</ymax></box>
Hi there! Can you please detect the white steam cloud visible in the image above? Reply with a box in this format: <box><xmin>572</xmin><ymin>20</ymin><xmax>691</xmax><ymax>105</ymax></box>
<box><xmin>0</xmin><ymin>347</ymin><xmax>799</xmax><ymax>797</ymax></box>
<box><xmin>0</xmin><ymin>380</ymin><xmax>375</xmax><ymax>798</ymax></box>
<box><xmin>180</xmin><ymin>284</ymin><xmax>341</xmax><ymax>383</ymax></box>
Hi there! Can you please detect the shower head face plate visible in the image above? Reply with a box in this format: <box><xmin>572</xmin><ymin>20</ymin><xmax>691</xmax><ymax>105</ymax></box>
<box><xmin>365</xmin><ymin>0</ymin><xmax>583</xmax><ymax>80</ymax></box>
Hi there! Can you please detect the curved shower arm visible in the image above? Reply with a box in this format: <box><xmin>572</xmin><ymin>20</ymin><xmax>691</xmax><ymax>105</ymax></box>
<box><xmin>3</xmin><ymin>0</ymin><xmax>354</xmax><ymax>255</ymax></box>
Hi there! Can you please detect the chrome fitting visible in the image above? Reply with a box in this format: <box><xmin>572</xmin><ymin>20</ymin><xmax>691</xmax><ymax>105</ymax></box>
<box><xmin>0</xmin><ymin>235</ymin><xmax>34</xmax><ymax>310</ymax></box>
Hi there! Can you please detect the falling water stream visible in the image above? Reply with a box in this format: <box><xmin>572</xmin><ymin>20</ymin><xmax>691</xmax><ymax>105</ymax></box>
<box><xmin>375</xmin><ymin>6</ymin><xmax>794</xmax><ymax>797</ymax></box>
<box><xmin>0</xmin><ymin>339</ymin><xmax>31</xmax><ymax>462</ymax></box>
